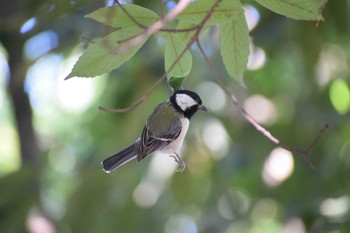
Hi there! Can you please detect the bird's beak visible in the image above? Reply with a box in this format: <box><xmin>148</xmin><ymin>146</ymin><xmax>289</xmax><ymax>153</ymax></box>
<box><xmin>198</xmin><ymin>105</ymin><xmax>208</xmax><ymax>112</ymax></box>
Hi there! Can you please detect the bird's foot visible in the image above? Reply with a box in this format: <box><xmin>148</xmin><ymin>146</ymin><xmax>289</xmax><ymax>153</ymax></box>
<box><xmin>170</xmin><ymin>154</ymin><xmax>186</xmax><ymax>172</ymax></box>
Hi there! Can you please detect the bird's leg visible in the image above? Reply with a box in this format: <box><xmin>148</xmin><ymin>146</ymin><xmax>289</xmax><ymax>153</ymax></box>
<box><xmin>170</xmin><ymin>153</ymin><xmax>186</xmax><ymax>172</ymax></box>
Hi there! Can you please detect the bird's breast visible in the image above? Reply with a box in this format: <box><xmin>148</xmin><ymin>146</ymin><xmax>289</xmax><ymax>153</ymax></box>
<box><xmin>160</xmin><ymin>118</ymin><xmax>189</xmax><ymax>154</ymax></box>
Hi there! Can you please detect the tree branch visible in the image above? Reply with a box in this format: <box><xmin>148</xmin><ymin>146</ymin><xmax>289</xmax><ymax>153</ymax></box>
<box><xmin>195</xmin><ymin>39</ymin><xmax>328</xmax><ymax>169</ymax></box>
<box><xmin>114</xmin><ymin>0</ymin><xmax>192</xmax><ymax>54</ymax></box>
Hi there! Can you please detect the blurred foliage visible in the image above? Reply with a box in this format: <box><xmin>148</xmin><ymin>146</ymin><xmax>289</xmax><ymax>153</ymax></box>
<box><xmin>1</xmin><ymin>0</ymin><xmax>350</xmax><ymax>233</ymax></box>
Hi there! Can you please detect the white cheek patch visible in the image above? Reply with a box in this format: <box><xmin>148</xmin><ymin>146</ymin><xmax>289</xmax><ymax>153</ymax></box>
<box><xmin>176</xmin><ymin>94</ymin><xmax>197</xmax><ymax>111</ymax></box>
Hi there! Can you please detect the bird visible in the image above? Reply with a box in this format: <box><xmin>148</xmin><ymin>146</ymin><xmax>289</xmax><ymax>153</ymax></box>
<box><xmin>101</xmin><ymin>89</ymin><xmax>207</xmax><ymax>173</ymax></box>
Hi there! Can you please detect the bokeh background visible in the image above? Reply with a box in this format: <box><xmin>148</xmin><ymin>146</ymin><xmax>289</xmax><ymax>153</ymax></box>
<box><xmin>1</xmin><ymin>0</ymin><xmax>349</xmax><ymax>233</ymax></box>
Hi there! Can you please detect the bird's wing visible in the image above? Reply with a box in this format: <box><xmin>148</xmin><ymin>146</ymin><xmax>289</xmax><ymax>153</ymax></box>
<box><xmin>137</xmin><ymin>102</ymin><xmax>182</xmax><ymax>162</ymax></box>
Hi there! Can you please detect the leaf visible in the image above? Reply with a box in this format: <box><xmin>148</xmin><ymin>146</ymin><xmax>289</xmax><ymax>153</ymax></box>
<box><xmin>164</xmin><ymin>33</ymin><xmax>192</xmax><ymax>80</ymax></box>
<box><xmin>66</xmin><ymin>27</ymin><xmax>148</xmax><ymax>79</ymax></box>
<box><xmin>255</xmin><ymin>0</ymin><xmax>325</xmax><ymax>21</ymax></box>
<box><xmin>85</xmin><ymin>4</ymin><xmax>160</xmax><ymax>28</ymax></box>
<box><xmin>220</xmin><ymin>13</ymin><xmax>249</xmax><ymax>84</ymax></box>
<box><xmin>177</xmin><ymin>0</ymin><xmax>243</xmax><ymax>25</ymax></box>
<box><xmin>175</xmin><ymin>21</ymin><xmax>197</xmax><ymax>45</ymax></box>
<box><xmin>175</xmin><ymin>21</ymin><xmax>211</xmax><ymax>45</ymax></box>
<box><xmin>168</xmin><ymin>77</ymin><xmax>185</xmax><ymax>91</ymax></box>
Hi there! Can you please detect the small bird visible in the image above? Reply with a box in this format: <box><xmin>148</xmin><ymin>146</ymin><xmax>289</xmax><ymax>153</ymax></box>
<box><xmin>101</xmin><ymin>89</ymin><xmax>207</xmax><ymax>173</ymax></box>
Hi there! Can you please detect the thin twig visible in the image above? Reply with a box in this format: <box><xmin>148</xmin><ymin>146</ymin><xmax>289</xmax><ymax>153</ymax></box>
<box><xmin>114</xmin><ymin>0</ymin><xmax>193</xmax><ymax>54</ymax></box>
<box><xmin>195</xmin><ymin>39</ymin><xmax>328</xmax><ymax>169</ymax></box>
<box><xmin>100</xmin><ymin>0</ymin><xmax>222</xmax><ymax>112</ymax></box>
<box><xmin>99</xmin><ymin>74</ymin><xmax>165</xmax><ymax>112</ymax></box>
<box><xmin>115</xmin><ymin>0</ymin><xmax>198</xmax><ymax>33</ymax></box>
<box><xmin>114</xmin><ymin>0</ymin><xmax>147</xmax><ymax>29</ymax></box>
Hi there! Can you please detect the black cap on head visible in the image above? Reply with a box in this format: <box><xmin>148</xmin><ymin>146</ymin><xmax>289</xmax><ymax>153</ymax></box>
<box><xmin>170</xmin><ymin>90</ymin><xmax>206</xmax><ymax>119</ymax></box>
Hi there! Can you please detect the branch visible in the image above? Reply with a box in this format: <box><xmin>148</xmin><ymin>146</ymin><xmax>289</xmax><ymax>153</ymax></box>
<box><xmin>195</xmin><ymin>39</ymin><xmax>328</xmax><ymax>169</ymax></box>
<box><xmin>114</xmin><ymin>0</ymin><xmax>192</xmax><ymax>54</ymax></box>
<box><xmin>115</xmin><ymin>0</ymin><xmax>197</xmax><ymax>32</ymax></box>
<box><xmin>98</xmin><ymin>74</ymin><xmax>165</xmax><ymax>112</ymax></box>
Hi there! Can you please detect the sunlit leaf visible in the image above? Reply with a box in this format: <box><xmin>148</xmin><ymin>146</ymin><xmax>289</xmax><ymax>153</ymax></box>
<box><xmin>164</xmin><ymin>33</ymin><xmax>192</xmax><ymax>80</ymax></box>
<box><xmin>255</xmin><ymin>0</ymin><xmax>325</xmax><ymax>21</ymax></box>
<box><xmin>177</xmin><ymin>0</ymin><xmax>243</xmax><ymax>25</ymax></box>
<box><xmin>86</xmin><ymin>4</ymin><xmax>160</xmax><ymax>28</ymax></box>
<box><xmin>175</xmin><ymin>21</ymin><xmax>197</xmax><ymax>45</ymax></box>
<box><xmin>66</xmin><ymin>27</ymin><xmax>148</xmax><ymax>79</ymax></box>
<box><xmin>220</xmin><ymin>13</ymin><xmax>249</xmax><ymax>84</ymax></box>
<box><xmin>329</xmin><ymin>79</ymin><xmax>350</xmax><ymax>115</ymax></box>
<box><xmin>175</xmin><ymin>21</ymin><xmax>211</xmax><ymax>46</ymax></box>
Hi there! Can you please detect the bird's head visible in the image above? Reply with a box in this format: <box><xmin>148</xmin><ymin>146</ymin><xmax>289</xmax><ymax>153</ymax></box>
<box><xmin>170</xmin><ymin>90</ymin><xmax>207</xmax><ymax>119</ymax></box>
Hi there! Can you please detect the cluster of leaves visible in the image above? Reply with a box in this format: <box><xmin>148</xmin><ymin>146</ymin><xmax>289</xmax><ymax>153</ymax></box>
<box><xmin>66</xmin><ymin>0</ymin><xmax>326</xmax><ymax>87</ymax></box>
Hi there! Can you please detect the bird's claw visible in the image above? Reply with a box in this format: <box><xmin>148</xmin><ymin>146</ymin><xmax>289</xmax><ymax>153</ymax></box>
<box><xmin>170</xmin><ymin>154</ymin><xmax>186</xmax><ymax>172</ymax></box>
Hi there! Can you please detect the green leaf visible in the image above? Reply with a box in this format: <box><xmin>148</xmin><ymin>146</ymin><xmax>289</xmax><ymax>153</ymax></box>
<box><xmin>220</xmin><ymin>13</ymin><xmax>249</xmax><ymax>84</ymax></box>
<box><xmin>177</xmin><ymin>0</ymin><xmax>243</xmax><ymax>25</ymax></box>
<box><xmin>169</xmin><ymin>77</ymin><xmax>185</xmax><ymax>91</ymax></box>
<box><xmin>175</xmin><ymin>21</ymin><xmax>212</xmax><ymax>45</ymax></box>
<box><xmin>66</xmin><ymin>27</ymin><xmax>148</xmax><ymax>79</ymax></box>
<box><xmin>85</xmin><ymin>4</ymin><xmax>160</xmax><ymax>28</ymax></box>
<box><xmin>329</xmin><ymin>79</ymin><xmax>350</xmax><ymax>115</ymax></box>
<box><xmin>255</xmin><ymin>0</ymin><xmax>325</xmax><ymax>21</ymax></box>
<box><xmin>164</xmin><ymin>33</ymin><xmax>192</xmax><ymax>81</ymax></box>
<box><xmin>175</xmin><ymin>21</ymin><xmax>197</xmax><ymax>45</ymax></box>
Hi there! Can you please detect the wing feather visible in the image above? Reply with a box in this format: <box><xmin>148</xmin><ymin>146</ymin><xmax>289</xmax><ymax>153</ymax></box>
<box><xmin>137</xmin><ymin>102</ymin><xmax>182</xmax><ymax>162</ymax></box>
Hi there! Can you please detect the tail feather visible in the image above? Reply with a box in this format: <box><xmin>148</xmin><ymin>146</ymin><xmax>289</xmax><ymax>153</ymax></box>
<box><xmin>101</xmin><ymin>141</ymin><xmax>138</xmax><ymax>173</ymax></box>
